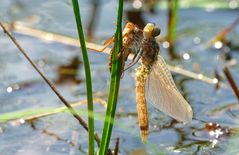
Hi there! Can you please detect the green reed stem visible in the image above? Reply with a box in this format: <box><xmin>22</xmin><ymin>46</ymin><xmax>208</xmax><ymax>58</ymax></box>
<box><xmin>99</xmin><ymin>0</ymin><xmax>124</xmax><ymax>154</ymax></box>
<box><xmin>167</xmin><ymin>0</ymin><xmax>180</xmax><ymax>59</ymax></box>
<box><xmin>71</xmin><ymin>0</ymin><xmax>95</xmax><ymax>154</ymax></box>
<box><xmin>168</xmin><ymin>0</ymin><xmax>178</xmax><ymax>43</ymax></box>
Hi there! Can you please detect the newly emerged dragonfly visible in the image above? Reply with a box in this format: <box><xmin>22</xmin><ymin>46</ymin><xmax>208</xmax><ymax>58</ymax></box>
<box><xmin>135</xmin><ymin>23</ymin><xmax>193</xmax><ymax>142</ymax></box>
<box><xmin>102</xmin><ymin>22</ymin><xmax>193</xmax><ymax>142</ymax></box>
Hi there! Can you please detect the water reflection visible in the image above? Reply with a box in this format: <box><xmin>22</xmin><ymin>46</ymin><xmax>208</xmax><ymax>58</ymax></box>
<box><xmin>55</xmin><ymin>56</ymin><xmax>82</xmax><ymax>84</ymax></box>
<box><xmin>1</xmin><ymin>0</ymin><xmax>239</xmax><ymax>154</ymax></box>
<box><xmin>125</xmin><ymin>0</ymin><xmax>157</xmax><ymax>29</ymax></box>
<box><xmin>205</xmin><ymin>122</ymin><xmax>230</xmax><ymax>138</ymax></box>
<box><xmin>182</xmin><ymin>53</ymin><xmax>190</xmax><ymax>60</ymax></box>
<box><xmin>6</xmin><ymin>84</ymin><xmax>20</xmax><ymax>93</ymax></box>
<box><xmin>193</xmin><ymin>37</ymin><xmax>201</xmax><ymax>45</ymax></box>
<box><xmin>86</xmin><ymin>0</ymin><xmax>102</xmax><ymax>40</ymax></box>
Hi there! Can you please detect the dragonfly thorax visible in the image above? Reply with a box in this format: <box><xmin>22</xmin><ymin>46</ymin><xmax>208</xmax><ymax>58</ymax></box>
<box><xmin>141</xmin><ymin>37</ymin><xmax>159</xmax><ymax>67</ymax></box>
<box><xmin>123</xmin><ymin>28</ymin><xmax>143</xmax><ymax>55</ymax></box>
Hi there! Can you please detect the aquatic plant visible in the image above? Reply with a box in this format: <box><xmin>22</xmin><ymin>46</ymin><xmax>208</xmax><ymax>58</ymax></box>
<box><xmin>71</xmin><ymin>0</ymin><xmax>95</xmax><ymax>154</ymax></box>
<box><xmin>99</xmin><ymin>0</ymin><xmax>124</xmax><ymax>154</ymax></box>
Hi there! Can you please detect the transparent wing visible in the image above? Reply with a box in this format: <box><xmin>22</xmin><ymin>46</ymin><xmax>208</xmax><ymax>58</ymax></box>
<box><xmin>146</xmin><ymin>55</ymin><xmax>193</xmax><ymax>123</ymax></box>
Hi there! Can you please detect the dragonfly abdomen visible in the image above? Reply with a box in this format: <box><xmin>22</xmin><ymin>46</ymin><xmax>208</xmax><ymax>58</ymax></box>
<box><xmin>135</xmin><ymin>64</ymin><xmax>150</xmax><ymax>143</ymax></box>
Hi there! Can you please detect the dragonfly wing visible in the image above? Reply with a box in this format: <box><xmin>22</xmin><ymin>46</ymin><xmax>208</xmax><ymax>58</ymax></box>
<box><xmin>145</xmin><ymin>55</ymin><xmax>193</xmax><ymax>123</ymax></box>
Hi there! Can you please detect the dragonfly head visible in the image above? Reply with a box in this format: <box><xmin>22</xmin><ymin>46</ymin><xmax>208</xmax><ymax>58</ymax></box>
<box><xmin>143</xmin><ymin>23</ymin><xmax>161</xmax><ymax>38</ymax></box>
<box><xmin>152</xmin><ymin>26</ymin><xmax>161</xmax><ymax>37</ymax></box>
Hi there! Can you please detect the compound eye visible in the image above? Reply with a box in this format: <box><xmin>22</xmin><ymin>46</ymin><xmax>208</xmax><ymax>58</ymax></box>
<box><xmin>152</xmin><ymin>26</ymin><xmax>161</xmax><ymax>37</ymax></box>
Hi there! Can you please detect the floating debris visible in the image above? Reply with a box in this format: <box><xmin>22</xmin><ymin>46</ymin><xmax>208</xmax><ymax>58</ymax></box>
<box><xmin>223</xmin><ymin>66</ymin><xmax>239</xmax><ymax>101</ymax></box>
<box><xmin>205</xmin><ymin>122</ymin><xmax>230</xmax><ymax>139</ymax></box>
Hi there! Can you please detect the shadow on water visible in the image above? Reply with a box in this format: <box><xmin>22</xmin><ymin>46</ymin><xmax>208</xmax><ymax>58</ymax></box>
<box><xmin>54</xmin><ymin>56</ymin><xmax>82</xmax><ymax>85</ymax></box>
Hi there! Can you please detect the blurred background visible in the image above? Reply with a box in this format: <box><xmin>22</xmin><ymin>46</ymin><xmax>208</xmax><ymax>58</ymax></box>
<box><xmin>0</xmin><ymin>0</ymin><xmax>239</xmax><ymax>154</ymax></box>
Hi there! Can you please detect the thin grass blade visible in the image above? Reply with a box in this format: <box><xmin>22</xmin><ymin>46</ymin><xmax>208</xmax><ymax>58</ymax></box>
<box><xmin>99</xmin><ymin>0</ymin><xmax>124</xmax><ymax>154</ymax></box>
<box><xmin>71</xmin><ymin>0</ymin><xmax>95</xmax><ymax>154</ymax></box>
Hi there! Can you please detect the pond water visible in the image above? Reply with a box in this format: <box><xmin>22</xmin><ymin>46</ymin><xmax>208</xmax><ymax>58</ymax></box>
<box><xmin>0</xmin><ymin>0</ymin><xmax>239</xmax><ymax>155</ymax></box>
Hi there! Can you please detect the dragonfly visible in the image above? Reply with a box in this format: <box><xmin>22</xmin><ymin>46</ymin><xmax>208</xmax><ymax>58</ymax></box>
<box><xmin>102</xmin><ymin>22</ymin><xmax>193</xmax><ymax>142</ymax></box>
<box><xmin>135</xmin><ymin>23</ymin><xmax>193</xmax><ymax>142</ymax></box>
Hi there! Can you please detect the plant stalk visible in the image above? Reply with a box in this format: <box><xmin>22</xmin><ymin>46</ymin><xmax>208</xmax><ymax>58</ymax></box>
<box><xmin>99</xmin><ymin>0</ymin><xmax>124</xmax><ymax>154</ymax></box>
<box><xmin>71</xmin><ymin>0</ymin><xmax>95</xmax><ymax>154</ymax></box>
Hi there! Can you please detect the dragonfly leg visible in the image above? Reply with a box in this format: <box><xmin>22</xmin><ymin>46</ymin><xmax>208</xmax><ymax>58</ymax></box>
<box><xmin>99</xmin><ymin>33</ymin><xmax>128</xmax><ymax>52</ymax></box>
<box><xmin>123</xmin><ymin>48</ymin><xmax>131</xmax><ymax>61</ymax></box>
<box><xmin>124</xmin><ymin>49</ymin><xmax>143</xmax><ymax>71</ymax></box>
<box><xmin>97</xmin><ymin>41</ymin><xmax>113</xmax><ymax>52</ymax></box>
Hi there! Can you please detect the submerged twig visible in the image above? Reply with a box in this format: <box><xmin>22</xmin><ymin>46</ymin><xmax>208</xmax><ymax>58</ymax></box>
<box><xmin>207</xmin><ymin>16</ymin><xmax>239</xmax><ymax>46</ymax></box>
<box><xmin>114</xmin><ymin>137</ymin><xmax>120</xmax><ymax>155</ymax></box>
<box><xmin>167</xmin><ymin>65</ymin><xmax>219</xmax><ymax>85</ymax></box>
<box><xmin>223</xmin><ymin>66</ymin><xmax>239</xmax><ymax>101</ymax></box>
<box><xmin>0</xmin><ymin>22</ymin><xmax>101</xmax><ymax>147</ymax></box>
<box><xmin>1</xmin><ymin>22</ymin><xmax>219</xmax><ymax>85</ymax></box>
<box><xmin>2</xmin><ymin>22</ymin><xmax>111</xmax><ymax>53</ymax></box>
